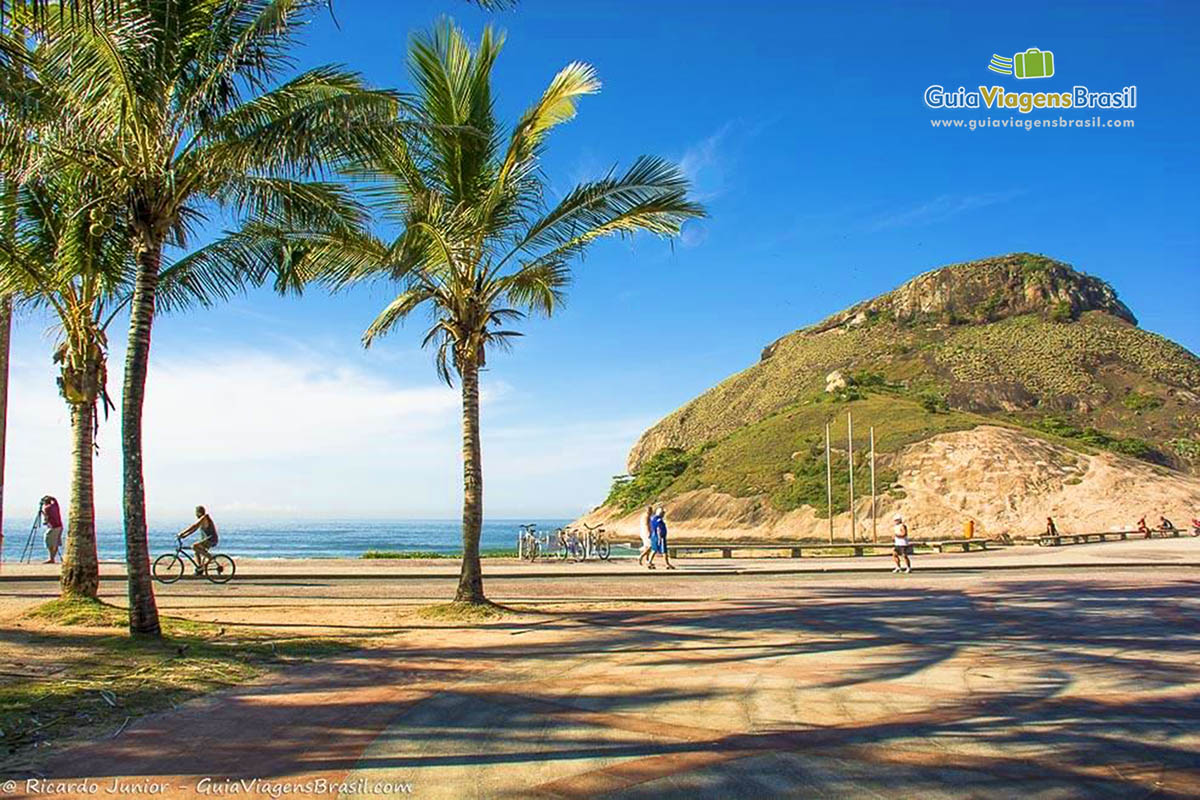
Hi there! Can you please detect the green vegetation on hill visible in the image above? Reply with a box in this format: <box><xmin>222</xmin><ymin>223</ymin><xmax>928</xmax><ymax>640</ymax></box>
<box><xmin>1028</xmin><ymin>416</ymin><xmax>1163</xmax><ymax>463</ymax></box>
<box><xmin>609</xmin><ymin>394</ymin><xmax>980</xmax><ymax>515</ymax></box>
<box><xmin>627</xmin><ymin>255</ymin><xmax>1200</xmax><ymax>479</ymax></box>
<box><xmin>935</xmin><ymin>313</ymin><xmax>1200</xmax><ymax>398</ymax></box>
<box><xmin>607</xmin><ymin>447</ymin><xmax>703</xmax><ymax>512</ymax></box>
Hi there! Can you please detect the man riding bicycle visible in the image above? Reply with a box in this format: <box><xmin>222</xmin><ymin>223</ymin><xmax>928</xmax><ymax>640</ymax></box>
<box><xmin>177</xmin><ymin>505</ymin><xmax>218</xmax><ymax>572</ymax></box>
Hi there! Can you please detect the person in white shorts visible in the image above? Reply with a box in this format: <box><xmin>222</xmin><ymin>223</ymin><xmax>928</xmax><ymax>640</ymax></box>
<box><xmin>638</xmin><ymin>505</ymin><xmax>654</xmax><ymax>566</ymax></box>
<box><xmin>41</xmin><ymin>496</ymin><xmax>64</xmax><ymax>564</ymax></box>
<box><xmin>892</xmin><ymin>513</ymin><xmax>912</xmax><ymax>573</ymax></box>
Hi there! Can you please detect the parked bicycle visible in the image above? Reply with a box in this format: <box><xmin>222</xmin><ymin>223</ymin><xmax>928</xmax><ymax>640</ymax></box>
<box><xmin>153</xmin><ymin>536</ymin><xmax>236</xmax><ymax>584</ymax></box>
<box><xmin>518</xmin><ymin>523</ymin><xmax>541</xmax><ymax>561</ymax></box>
<box><xmin>581</xmin><ymin>523</ymin><xmax>612</xmax><ymax>561</ymax></box>
<box><xmin>556</xmin><ymin>528</ymin><xmax>587</xmax><ymax>561</ymax></box>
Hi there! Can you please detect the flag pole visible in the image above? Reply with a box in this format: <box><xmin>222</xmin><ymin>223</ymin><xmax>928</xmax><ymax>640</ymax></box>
<box><xmin>870</xmin><ymin>425</ymin><xmax>877</xmax><ymax>543</ymax></box>
<box><xmin>847</xmin><ymin>412</ymin><xmax>855</xmax><ymax>543</ymax></box>
<box><xmin>825</xmin><ymin>422</ymin><xmax>833</xmax><ymax>544</ymax></box>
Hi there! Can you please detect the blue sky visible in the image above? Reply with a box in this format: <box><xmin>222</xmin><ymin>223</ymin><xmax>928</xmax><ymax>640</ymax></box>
<box><xmin>8</xmin><ymin>0</ymin><xmax>1198</xmax><ymax>525</ymax></box>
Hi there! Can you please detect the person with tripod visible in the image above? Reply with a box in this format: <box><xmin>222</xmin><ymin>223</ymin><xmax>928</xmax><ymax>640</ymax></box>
<box><xmin>40</xmin><ymin>496</ymin><xmax>64</xmax><ymax>564</ymax></box>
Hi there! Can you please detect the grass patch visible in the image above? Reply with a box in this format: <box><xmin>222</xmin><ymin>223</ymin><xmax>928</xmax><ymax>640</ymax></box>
<box><xmin>1170</xmin><ymin>437</ymin><xmax>1200</xmax><ymax>461</ymax></box>
<box><xmin>1122</xmin><ymin>390</ymin><xmax>1164</xmax><ymax>412</ymax></box>
<box><xmin>361</xmin><ymin>549</ymin><xmax>515</xmax><ymax>559</ymax></box>
<box><xmin>2</xmin><ymin>598</ymin><xmax>350</xmax><ymax>769</ymax></box>
<box><xmin>25</xmin><ymin>597</ymin><xmax>126</xmax><ymax>628</ymax></box>
<box><xmin>414</xmin><ymin>601</ymin><xmax>517</xmax><ymax>623</ymax></box>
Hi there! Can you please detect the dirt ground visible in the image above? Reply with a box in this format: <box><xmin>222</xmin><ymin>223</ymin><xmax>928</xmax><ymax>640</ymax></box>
<box><xmin>1</xmin><ymin>541</ymin><xmax>1198</xmax><ymax>798</ymax></box>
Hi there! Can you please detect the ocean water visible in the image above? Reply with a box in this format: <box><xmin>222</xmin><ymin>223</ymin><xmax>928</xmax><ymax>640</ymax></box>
<box><xmin>2</xmin><ymin>518</ymin><xmax>572</xmax><ymax>562</ymax></box>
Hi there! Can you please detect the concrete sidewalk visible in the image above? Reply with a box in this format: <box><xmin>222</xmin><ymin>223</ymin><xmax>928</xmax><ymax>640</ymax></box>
<box><xmin>1</xmin><ymin>535</ymin><xmax>1197</xmax><ymax>581</ymax></box>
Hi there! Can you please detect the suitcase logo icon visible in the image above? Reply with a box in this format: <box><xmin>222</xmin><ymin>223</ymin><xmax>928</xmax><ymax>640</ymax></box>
<box><xmin>988</xmin><ymin>48</ymin><xmax>1055</xmax><ymax>79</ymax></box>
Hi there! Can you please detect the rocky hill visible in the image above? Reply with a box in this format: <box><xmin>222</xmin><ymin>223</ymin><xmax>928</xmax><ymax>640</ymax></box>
<box><xmin>585</xmin><ymin>254</ymin><xmax>1200</xmax><ymax>541</ymax></box>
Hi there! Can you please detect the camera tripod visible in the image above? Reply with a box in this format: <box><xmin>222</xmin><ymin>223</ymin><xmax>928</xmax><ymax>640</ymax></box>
<box><xmin>19</xmin><ymin>509</ymin><xmax>42</xmax><ymax>564</ymax></box>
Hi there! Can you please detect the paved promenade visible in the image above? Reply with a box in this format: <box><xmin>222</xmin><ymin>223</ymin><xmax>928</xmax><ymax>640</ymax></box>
<box><xmin>1</xmin><ymin>532</ymin><xmax>1197</xmax><ymax>581</ymax></box>
<box><xmin>1</xmin><ymin>540</ymin><xmax>1198</xmax><ymax>798</ymax></box>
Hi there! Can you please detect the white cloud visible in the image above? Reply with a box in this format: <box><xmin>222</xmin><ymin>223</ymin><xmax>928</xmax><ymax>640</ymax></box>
<box><xmin>868</xmin><ymin>190</ymin><xmax>1025</xmax><ymax>231</ymax></box>
<box><xmin>679</xmin><ymin>123</ymin><xmax>733</xmax><ymax>202</ymax></box>
<box><xmin>4</xmin><ymin>341</ymin><xmax>639</xmax><ymax>525</ymax></box>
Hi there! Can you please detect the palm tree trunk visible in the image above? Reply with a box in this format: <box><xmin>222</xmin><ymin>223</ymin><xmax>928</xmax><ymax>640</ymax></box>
<box><xmin>0</xmin><ymin>294</ymin><xmax>10</xmax><ymax>548</ymax></box>
<box><xmin>122</xmin><ymin>242</ymin><xmax>162</xmax><ymax>635</ymax></box>
<box><xmin>0</xmin><ymin>174</ymin><xmax>15</xmax><ymax>548</ymax></box>
<box><xmin>455</xmin><ymin>358</ymin><xmax>486</xmax><ymax>604</ymax></box>
<box><xmin>60</xmin><ymin>399</ymin><xmax>99</xmax><ymax>597</ymax></box>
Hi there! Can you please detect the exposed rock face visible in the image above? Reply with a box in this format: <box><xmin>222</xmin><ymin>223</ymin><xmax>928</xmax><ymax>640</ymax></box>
<box><xmin>768</xmin><ymin>253</ymin><xmax>1135</xmax><ymax>356</ymax></box>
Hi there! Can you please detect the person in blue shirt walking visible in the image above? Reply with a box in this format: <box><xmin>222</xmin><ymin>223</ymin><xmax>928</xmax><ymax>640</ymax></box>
<box><xmin>646</xmin><ymin>506</ymin><xmax>675</xmax><ymax>570</ymax></box>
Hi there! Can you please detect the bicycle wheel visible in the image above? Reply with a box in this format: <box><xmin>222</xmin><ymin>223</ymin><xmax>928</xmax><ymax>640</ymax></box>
<box><xmin>204</xmin><ymin>554</ymin><xmax>236</xmax><ymax>584</ymax></box>
<box><xmin>153</xmin><ymin>553</ymin><xmax>185</xmax><ymax>584</ymax></box>
<box><xmin>597</xmin><ymin>538</ymin><xmax>611</xmax><ymax>560</ymax></box>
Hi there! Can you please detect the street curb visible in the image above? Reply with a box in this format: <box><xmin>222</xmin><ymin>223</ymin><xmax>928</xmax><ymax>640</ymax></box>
<box><xmin>1</xmin><ymin>561</ymin><xmax>1198</xmax><ymax>583</ymax></box>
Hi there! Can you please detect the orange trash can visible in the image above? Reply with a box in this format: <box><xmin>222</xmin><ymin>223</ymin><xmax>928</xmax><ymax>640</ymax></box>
<box><xmin>964</xmin><ymin>519</ymin><xmax>975</xmax><ymax>539</ymax></box>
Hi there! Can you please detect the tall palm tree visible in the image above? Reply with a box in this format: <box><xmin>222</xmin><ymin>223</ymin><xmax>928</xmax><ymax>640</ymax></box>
<box><xmin>0</xmin><ymin>14</ymin><xmax>36</xmax><ymax>556</ymax></box>
<box><xmin>315</xmin><ymin>20</ymin><xmax>704</xmax><ymax>603</ymax></box>
<box><xmin>30</xmin><ymin>0</ymin><xmax>397</xmax><ymax>634</ymax></box>
<box><xmin>0</xmin><ymin>171</ymin><xmax>130</xmax><ymax>597</ymax></box>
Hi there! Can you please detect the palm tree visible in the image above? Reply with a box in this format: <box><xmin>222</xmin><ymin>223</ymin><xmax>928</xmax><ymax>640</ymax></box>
<box><xmin>29</xmin><ymin>0</ymin><xmax>397</xmax><ymax>635</ymax></box>
<box><xmin>316</xmin><ymin>20</ymin><xmax>704</xmax><ymax>604</ymax></box>
<box><xmin>0</xmin><ymin>0</ymin><xmax>516</xmax><ymax>27</ymax></box>
<box><xmin>0</xmin><ymin>13</ymin><xmax>36</xmax><ymax>557</ymax></box>
<box><xmin>0</xmin><ymin>171</ymin><xmax>130</xmax><ymax>597</ymax></box>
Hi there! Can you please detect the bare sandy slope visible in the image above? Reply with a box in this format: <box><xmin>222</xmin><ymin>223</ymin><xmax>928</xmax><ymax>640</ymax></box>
<box><xmin>581</xmin><ymin>425</ymin><xmax>1200</xmax><ymax>542</ymax></box>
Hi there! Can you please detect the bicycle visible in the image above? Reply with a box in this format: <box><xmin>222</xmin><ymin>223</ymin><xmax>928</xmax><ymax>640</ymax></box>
<box><xmin>581</xmin><ymin>523</ymin><xmax>612</xmax><ymax>561</ymax></box>
<box><xmin>518</xmin><ymin>523</ymin><xmax>541</xmax><ymax>561</ymax></box>
<box><xmin>153</xmin><ymin>537</ymin><xmax>236</xmax><ymax>584</ymax></box>
<box><xmin>556</xmin><ymin>528</ymin><xmax>587</xmax><ymax>562</ymax></box>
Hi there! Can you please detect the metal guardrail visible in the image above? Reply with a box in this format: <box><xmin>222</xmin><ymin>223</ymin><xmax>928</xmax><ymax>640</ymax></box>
<box><xmin>1038</xmin><ymin>528</ymin><xmax>1198</xmax><ymax>547</ymax></box>
<box><xmin>665</xmin><ymin>539</ymin><xmax>994</xmax><ymax>559</ymax></box>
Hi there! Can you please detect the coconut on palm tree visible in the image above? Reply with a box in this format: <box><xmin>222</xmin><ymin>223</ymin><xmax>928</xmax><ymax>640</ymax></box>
<box><xmin>29</xmin><ymin>0</ymin><xmax>398</xmax><ymax>634</ymax></box>
<box><xmin>312</xmin><ymin>20</ymin><xmax>704</xmax><ymax>604</ymax></box>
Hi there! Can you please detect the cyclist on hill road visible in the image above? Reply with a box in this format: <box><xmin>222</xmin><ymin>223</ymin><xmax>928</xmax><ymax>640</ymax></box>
<box><xmin>177</xmin><ymin>506</ymin><xmax>218</xmax><ymax>573</ymax></box>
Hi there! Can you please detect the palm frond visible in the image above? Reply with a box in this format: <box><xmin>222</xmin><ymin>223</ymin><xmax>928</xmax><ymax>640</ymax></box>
<box><xmin>213</xmin><ymin>177</ymin><xmax>369</xmax><ymax>235</ymax></box>
<box><xmin>362</xmin><ymin>286</ymin><xmax>435</xmax><ymax>347</ymax></box>
<box><xmin>498</xmin><ymin>60</ymin><xmax>598</xmax><ymax>184</ymax></box>
<box><xmin>498</xmin><ymin>155</ymin><xmax>704</xmax><ymax>272</ymax></box>
<box><xmin>185</xmin><ymin>65</ymin><xmax>403</xmax><ymax>182</ymax></box>
<box><xmin>494</xmin><ymin>259</ymin><xmax>568</xmax><ymax>316</ymax></box>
